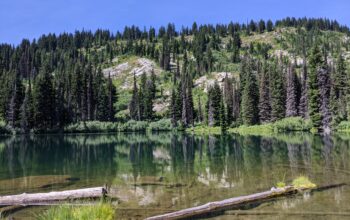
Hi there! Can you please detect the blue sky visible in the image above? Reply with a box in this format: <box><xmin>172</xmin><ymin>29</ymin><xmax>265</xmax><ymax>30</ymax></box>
<box><xmin>1</xmin><ymin>0</ymin><xmax>349</xmax><ymax>45</ymax></box>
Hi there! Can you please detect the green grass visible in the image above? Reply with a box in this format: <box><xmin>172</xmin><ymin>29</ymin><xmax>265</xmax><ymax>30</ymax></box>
<box><xmin>37</xmin><ymin>203</ymin><xmax>115</xmax><ymax>220</ymax></box>
<box><xmin>186</xmin><ymin>125</ymin><xmax>222</xmax><ymax>135</ymax></box>
<box><xmin>292</xmin><ymin>176</ymin><xmax>317</xmax><ymax>189</ymax></box>
<box><xmin>64</xmin><ymin>119</ymin><xmax>174</xmax><ymax>133</ymax></box>
<box><xmin>148</xmin><ymin>119</ymin><xmax>173</xmax><ymax>131</ymax></box>
<box><xmin>188</xmin><ymin>117</ymin><xmax>312</xmax><ymax>136</ymax></box>
<box><xmin>336</xmin><ymin>121</ymin><xmax>350</xmax><ymax>132</ymax></box>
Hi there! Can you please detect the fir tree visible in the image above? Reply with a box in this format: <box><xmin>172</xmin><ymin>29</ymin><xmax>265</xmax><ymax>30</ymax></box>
<box><xmin>298</xmin><ymin>58</ymin><xmax>308</xmax><ymax>118</ymax></box>
<box><xmin>220</xmin><ymin>96</ymin><xmax>228</xmax><ymax>134</ymax></box>
<box><xmin>270</xmin><ymin>60</ymin><xmax>286</xmax><ymax>121</ymax></box>
<box><xmin>33</xmin><ymin>65</ymin><xmax>55</xmax><ymax>130</ymax></box>
<box><xmin>20</xmin><ymin>80</ymin><xmax>34</xmax><ymax>132</ymax></box>
<box><xmin>7</xmin><ymin>69</ymin><xmax>25</xmax><ymax>128</ymax></box>
<box><xmin>308</xmin><ymin>45</ymin><xmax>323</xmax><ymax>129</ymax></box>
<box><xmin>286</xmin><ymin>64</ymin><xmax>298</xmax><ymax>117</ymax></box>
<box><xmin>129</xmin><ymin>72</ymin><xmax>140</xmax><ymax>120</ymax></box>
<box><xmin>258</xmin><ymin>62</ymin><xmax>271</xmax><ymax>123</ymax></box>
<box><xmin>107</xmin><ymin>73</ymin><xmax>117</xmax><ymax>122</ymax></box>
<box><xmin>330</xmin><ymin>54</ymin><xmax>348</xmax><ymax>124</ymax></box>
<box><xmin>241</xmin><ymin>62</ymin><xmax>259</xmax><ymax>125</ymax></box>
<box><xmin>223</xmin><ymin>74</ymin><xmax>234</xmax><ymax>125</ymax></box>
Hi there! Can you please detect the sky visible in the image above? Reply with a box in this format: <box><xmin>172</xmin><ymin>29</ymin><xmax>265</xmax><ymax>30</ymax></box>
<box><xmin>1</xmin><ymin>0</ymin><xmax>350</xmax><ymax>45</ymax></box>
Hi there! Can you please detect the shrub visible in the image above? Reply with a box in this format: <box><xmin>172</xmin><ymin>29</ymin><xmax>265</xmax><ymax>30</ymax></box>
<box><xmin>37</xmin><ymin>203</ymin><xmax>115</xmax><ymax>220</ymax></box>
<box><xmin>148</xmin><ymin>119</ymin><xmax>173</xmax><ymax>131</ymax></box>
<box><xmin>273</xmin><ymin>117</ymin><xmax>312</xmax><ymax>132</ymax></box>
<box><xmin>0</xmin><ymin>121</ymin><xmax>14</xmax><ymax>135</ymax></box>
<box><xmin>118</xmin><ymin>120</ymin><xmax>149</xmax><ymax>132</ymax></box>
<box><xmin>337</xmin><ymin>121</ymin><xmax>350</xmax><ymax>131</ymax></box>
<box><xmin>292</xmin><ymin>176</ymin><xmax>316</xmax><ymax>189</ymax></box>
<box><xmin>65</xmin><ymin>121</ymin><xmax>118</xmax><ymax>133</ymax></box>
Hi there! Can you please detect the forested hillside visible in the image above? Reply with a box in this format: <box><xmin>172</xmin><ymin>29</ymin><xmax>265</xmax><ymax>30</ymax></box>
<box><xmin>1</xmin><ymin>17</ymin><xmax>350</xmax><ymax>133</ymax></box>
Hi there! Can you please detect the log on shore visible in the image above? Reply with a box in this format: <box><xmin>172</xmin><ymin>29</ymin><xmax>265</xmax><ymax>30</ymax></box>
<box><xmin>0</xmin><ymin>187</ymin><xmax>106</xmax><ymax>206</ymax></box>
<box><xmin>146</xmin><ymin>184</ymin><xmax>346</xmax><ymax>220</ymax></box>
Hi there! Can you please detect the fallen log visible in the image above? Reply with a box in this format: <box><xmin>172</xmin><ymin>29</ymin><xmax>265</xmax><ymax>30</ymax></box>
<box><xmin>0</xmin><ymin>187</ymin><xmax>106</xmax><ymax>206</ymax></box>
<box><xmin>145</xmin><ymin>183</ymin><xmax>346</xmax><ymax>220</ymax></box>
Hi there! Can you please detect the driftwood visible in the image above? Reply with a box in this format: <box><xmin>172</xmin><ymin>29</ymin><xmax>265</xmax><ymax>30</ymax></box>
<box><xmin>146</xmin><ymin>183</ymin><xmax>346</xmax><ymax>220</ymax></box>
<box><xmin>0</xmin><ymin>187</ymin><xmax>106</xmax><ymax>206</ymax></box>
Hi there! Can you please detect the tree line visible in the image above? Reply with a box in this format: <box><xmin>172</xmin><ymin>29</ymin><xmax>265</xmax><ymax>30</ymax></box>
<box><xmin>0</xmin><ymin>17</ymin><xmax>349</xmax><ymax>132</ymax></box>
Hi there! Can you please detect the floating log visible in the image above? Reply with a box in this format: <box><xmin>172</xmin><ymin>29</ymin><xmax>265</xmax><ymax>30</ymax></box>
<box><xmin>0</xmin><ymin>187</ymin><xmax>106</xmax><ymax>206</ymax></box>
<box><xmin>146</xmin><ymin>183</ymin><xmax>346</xmax><ymax>220</ymax></box>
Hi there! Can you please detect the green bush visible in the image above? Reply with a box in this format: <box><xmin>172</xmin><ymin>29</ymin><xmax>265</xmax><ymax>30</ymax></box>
<box><xmin>37</xmin><ymin>203</ymin><xmax>115</xmax><ymax>220</ymax></box>
<box><xmin>337</xmin><ymin>121</ymin><xmax>350</xmax><ymax>131</ymax></box>
<box><xmin>148</xmin><ymin>119</ymin><xmax>173</xmax><ymax>131</ymax></box>
<box><xmin>65</xmin><ymin>121</ymin><xmax>118</xmax><ymax>133</ymax></box>
<box><xmin>0</xmin><ymin>121</ymin><xmax>14</xmax><ymax>135</ymax></box>
<box><xmin>273</xmin><ymin>117</ymin><xmax>312</xmax><ymax>132</ymax></box>
<box><xmin>118</xmin><ymin>120</ymin><xmax>149</xmax><ymax>132</ymax></box>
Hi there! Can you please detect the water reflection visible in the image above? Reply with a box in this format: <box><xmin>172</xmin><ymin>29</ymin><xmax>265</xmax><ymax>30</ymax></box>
<box><xmin>0</xmin><ymin>133</ymin><xmax>350</xmax><ymax>218</ymax></box>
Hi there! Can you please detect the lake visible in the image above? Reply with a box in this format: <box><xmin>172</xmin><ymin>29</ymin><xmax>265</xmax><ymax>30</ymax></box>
<box><xmin>0</xmin><ymin>132</ymin><xmax>349</xmax><ymax>219</ymax></box>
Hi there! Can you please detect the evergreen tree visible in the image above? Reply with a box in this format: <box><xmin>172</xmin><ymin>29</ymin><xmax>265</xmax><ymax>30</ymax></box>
<box><xmin>258</xmin><ymin>62</ymin><xmax>271</xmax><ymax>123</ymax></box>
<box><xmin>330</xmin><ymin>54</ymin><xmax>348</xmax><ymax>124</ymax></box>
<box><xmin>207</xmin><ymin>82</ymin><xmax>222</xmax><ymax>126</ymax></box>
<box><xmin>270</xmin><ymin>60</ymin><xmax>286</xmax><ymax>121</ymax></box>
<box><xmin>129</xmin><ymin>72</ymin><xmax>140</xmax><ymax>120</ymax></box>
<box><xmin>308</xmin><ymin>45</ymin><xmax>323</xmax><ymax>129</ymax></box>
<box><xmin>223</xmin><ymin>74</ymin><xmax>234</xmax><ymax>125</ymax></box>
<box><xmin>107</xmin><ymin>73</ymin><xmax>117</xmax><ymax>122</ymax></box>
<box><xmin>33</xmin><ymin>65</ymin><xmax>55</xmax><ymax>130</ymax></box>
<box><xmin>197</xmin><ymin>96</ymin><xmax>203</xmax><ymax>123</ymax></box>
<box><xmin>20</xmin><ymin>80</ymin><xmax>34</xmax><ymax>132</ymax></box>
<box><xmin>286</xmin><ymin>64</ymin><xmax>298</xmax><ymax>117</ymax></box>
<box><xmin>220</xmin><ymin>96</ymin><xmax>228</xmax><ymax>134</ymax></box>
<box><xmin>241</xmin><ymin>62</ymin><xmax>259</xmax><ymax>125</ymax></box>
<box><xmin>7</xmin><ymin>69</ymin><xmax>25</xmax><ymax>128</ymax></box>
<box><xmin>298</xmin><ymin>58</ymin><xmax>308</xmax><ymax>118</ymax></box>
<box><xmin>96</xmin><ymin>83</ymin><xmax>109</xmax><ymax>121</ymax></box>
<box><xmin>318</xmin><ymin>60</ymin><xmax>331</xmax><ymax>131</ymax></box>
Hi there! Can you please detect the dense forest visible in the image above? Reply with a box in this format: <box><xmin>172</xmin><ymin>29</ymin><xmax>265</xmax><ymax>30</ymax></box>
<box><xmin>0</xmin><ymin>17</ymin><xmax>350</xmax><ymax>133</ymax></box>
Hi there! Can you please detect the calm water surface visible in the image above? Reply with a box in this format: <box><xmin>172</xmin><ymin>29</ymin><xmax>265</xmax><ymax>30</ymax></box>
<box><xmin>0</xmin><ymin>133</ymin><xmax>350</xmax><ymax>219</ymax></box>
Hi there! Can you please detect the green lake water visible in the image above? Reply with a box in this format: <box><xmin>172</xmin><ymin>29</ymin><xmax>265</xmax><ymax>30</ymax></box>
<box><xmin>0</xmin><ymin>132</ymin><xmax>350</xmax><ymax>219</ymax></box>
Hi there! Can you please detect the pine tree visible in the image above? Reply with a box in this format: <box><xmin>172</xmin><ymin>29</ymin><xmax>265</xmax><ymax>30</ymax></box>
<box><xmin>258</xmin><ymin>62</ymin><xmax>271</xmax><ymax>123</ymax></box>
<box><xmin>308</xmin><ymin>45</ymin><xmax>323</xmax><ymax>129</ymax></box>
<box><xmin>107</xmin><ymin>73</ymin><xmax>117</xmax><ymax>122</ymax></box>
<box><xmin>197</xmin><ymin>96</ymin><xmax>203</xmax><ymax>123</ymax></box>
<box><xmin>139</xmin><ymin>72</ymin><xmax>147</xmax><ymax>119</ymax></box>
<box><xmin>220</xmin><ymin>96</ymin><xmax>228</xmax><ymax>134</ymax></box>
<box><xmin>96</xmin><ymin>83</ymin><xmax>109</xmax><ymax>121</ymax></box>
<box><xmin>330</xmin><ymin>54</ymin><xmax>348</xmax><ymax>124</ymax></box>
<box><xmin>223</xmin><ymin>74</ymin><xmax>234</xmax><ymax>125</ymax></box>
<box><xmin>7</xmin><ymin>69</ymin><xmax>25</xmax><ymax>128</ymax></box>
<box><xmin>318</xmin><ymin>60</ymin><xmax>331</xmax><ymax>131</ymax></box>
<box><xmin>186</xmin><ymin>73</ymin><xmax>194</xmax><ymax>126</ymax></box>
<box><xmin>286</xmin><ymin>64</ymin><xmax>298</xmax><ymax>117</ymax></box>
<box><xmin>298</xmin><ymin>58</ymin><xmax>309</xmax><ymax>119</ymax></box>
<box><xmin>241</xmin><ymin>64</ymin><xmax>259</xmax><ymax>125</ymax></box>
<box><xmin>129</xmin><ymin>72</ymin><xmax>140</xmax><ymax>120</ymax></box>
<box><xmin>207</xmin><ymin>82</ymin><xmax>222</xmax><ymax>126</ymax></box>
<box><xmin>20</xmin><ymin>80</ymin><xmax>34</xmax><ymax>132</ymax></box>
<box><xmin>33</xmin><ymin>65</ymin><xmax>55</xmax><ymax>130</ymax></box>
<box><xmin>86</xmin><ymin>63</ymin><xmax>94</xmax><ymax>120</ymax></box>
<box><xmin>270</xmin><ymin>60</ymin><xmax>286</xmax><ymax>121</ymax></box>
